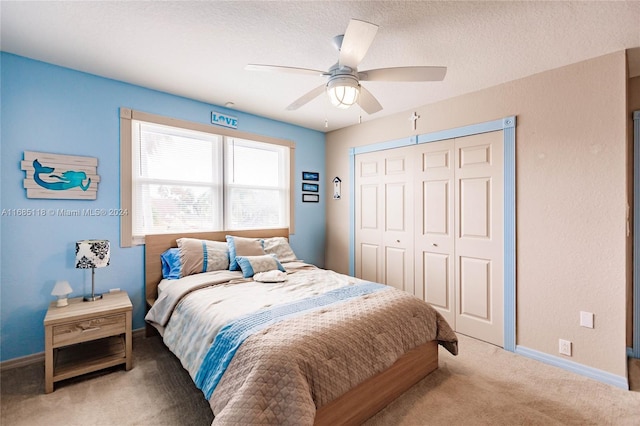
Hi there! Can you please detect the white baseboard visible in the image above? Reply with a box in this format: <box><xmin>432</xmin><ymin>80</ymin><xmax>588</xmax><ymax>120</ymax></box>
<box><xmin>0</xmin><ymin>328</ymin><xmax>147</xmax><ymax>371</ymax></box>
<box><xmin>516</xmin><ymin>345</ymin><xmax>629</xmax><ymax>390</ymax></box>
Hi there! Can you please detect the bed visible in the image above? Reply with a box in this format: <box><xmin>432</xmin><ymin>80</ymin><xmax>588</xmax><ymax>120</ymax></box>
<box><xmin>144</xmin><ymin>228</ymin><xmax>457</xmax><ymax>425</ymax></box>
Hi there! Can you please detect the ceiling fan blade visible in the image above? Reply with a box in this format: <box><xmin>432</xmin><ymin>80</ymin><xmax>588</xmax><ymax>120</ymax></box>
<box><xmin>358</xmin><ymin>85</ymin><xmax>383</xmax><ymax>115</ymax></box>
<box><xmin>339</xmin><ymin>19</ymin><xmax>379</xmax><ymax>70</ymax></box>
<box><xmin>286</xmin><ymin>84</ymin><xmax>326</xmax><ymax>110</ymax></box>
<box><xmin>245</xmin><ymin>64</ymin><xmax>325</xmax><ymax>77</ymax></box>
<box><xmin>359</xmin><ymin>66</ymin><xmax>447</xmax><ymax>82</ymax></box>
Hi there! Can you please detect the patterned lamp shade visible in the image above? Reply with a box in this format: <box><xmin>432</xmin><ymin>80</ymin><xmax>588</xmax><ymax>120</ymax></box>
<box><xmin>75</xmin><ymin>240</ymin><xmax>110</xmax><ymax>269</ymax></box>
<box><xmin>76</xmin><ymin>240</ymin><xmax>110</xmax><ymax>302</ymax></box>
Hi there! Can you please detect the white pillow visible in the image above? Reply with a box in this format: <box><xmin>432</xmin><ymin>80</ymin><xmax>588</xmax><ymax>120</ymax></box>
<box><xmin>226</xmin><ymin>235</ymin><xmax>265</xmax><ymax>271</ymax></box>
<box><xmin>254</xmin><ymin>270</ymin><xmax>288</xmax><ymax>283</ymax></box>
<box><xmin>263</xmin><ymin>237</ymin><xmax>298</xmax><ymax>263</ymax></box>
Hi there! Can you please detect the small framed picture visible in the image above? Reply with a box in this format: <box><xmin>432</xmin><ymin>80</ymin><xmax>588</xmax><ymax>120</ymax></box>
<box><xmin>302</xmin><ymin>171</ymin><xmax>319</xmax><ymax>181</ymax></box>
<box><xmin>302</xmin><ymin>193</ymin><xmax>319</xmax><ymax>203</ymax></box>
<box><xmin>302</xmin><ymin>183</ymin><xmax>319</xmax><ymax>192</ymax></box>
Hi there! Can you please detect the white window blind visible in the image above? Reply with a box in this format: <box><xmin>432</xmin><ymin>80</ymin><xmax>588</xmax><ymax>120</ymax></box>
<box><xmin>132</xmin><ymin>121</ymin><xmax>223</xmax><ymax>236</ymax></box>
<box><xmin>225</xmin><ymin>138</ymin><xmax>289</xmax><ymax>230</ymax></box>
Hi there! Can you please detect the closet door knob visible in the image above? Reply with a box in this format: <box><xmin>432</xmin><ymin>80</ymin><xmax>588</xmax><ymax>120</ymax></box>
<box><xmin>432</xmin><ymin>243</ymin><xmax>438</xmax><ymax>247</ymax></box>
<box><xmin>396</xmin><ymin>239</ymin><xmax>400</xmax><ymax>243</ymax></box>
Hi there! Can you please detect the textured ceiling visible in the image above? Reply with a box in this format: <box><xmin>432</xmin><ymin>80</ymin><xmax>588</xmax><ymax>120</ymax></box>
<box><xmin>2</xmin><ymin>1</ymin><xmax>639</xmax><ymax>132</ymax></box>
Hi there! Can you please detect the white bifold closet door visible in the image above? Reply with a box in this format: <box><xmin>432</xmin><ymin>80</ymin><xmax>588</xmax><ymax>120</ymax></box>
<box><xmin>356</xmin><ymin>130</ymin><xmax>504</xmax><ymax>347</ymax></box>
<box><xmin>355</xmin><ymin>150</ymin><xmax>415</xmax><ymax>294</ymax></box>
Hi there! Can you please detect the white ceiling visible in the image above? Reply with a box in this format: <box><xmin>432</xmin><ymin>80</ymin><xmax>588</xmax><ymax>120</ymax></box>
<box><xmin>2</xmin><ymin>1</ymin><xmax>639</xmax><ymax>132</ymax></box>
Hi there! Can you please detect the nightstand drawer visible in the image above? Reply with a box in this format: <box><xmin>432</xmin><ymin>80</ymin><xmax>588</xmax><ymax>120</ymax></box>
<box><xmin>52</xmin><ymin>314</ymin><xmax>126</xmax><ymax>347</ymax></box>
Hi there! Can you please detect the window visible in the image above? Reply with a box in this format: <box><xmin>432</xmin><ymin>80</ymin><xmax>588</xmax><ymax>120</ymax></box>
<box><xmin>225</xmin><ymin>138</ymin><xmax>289</xmax><ymax>230</ymax></box>
<box><xmin>120</xmin><ymin>109</ymin><xmax>294</xmax><ymax>246</ymax></box>
<box><xmin>132</xmin><ymin>122</ymin><xmax>223</xmax><ymax>236</ymax></box>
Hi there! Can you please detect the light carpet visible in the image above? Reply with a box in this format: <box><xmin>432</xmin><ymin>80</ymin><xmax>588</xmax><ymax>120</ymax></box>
<box><xmin>1</xmin><ymin>334</ymin><xmax>638</xmax><ymax>425</ymax></box>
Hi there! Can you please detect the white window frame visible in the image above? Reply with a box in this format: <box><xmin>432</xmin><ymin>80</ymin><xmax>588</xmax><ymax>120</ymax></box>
<box><xmin>120</xmin><ymin>108</ymin><xmax>295</xmax><ymax>247</ymax></box>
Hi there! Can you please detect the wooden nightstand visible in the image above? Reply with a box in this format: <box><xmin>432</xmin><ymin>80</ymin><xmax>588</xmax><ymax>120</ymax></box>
<box><xmin>44</xmin><ymin>291</ymin><xmax>132</xmax><ymax>393</ymax></box>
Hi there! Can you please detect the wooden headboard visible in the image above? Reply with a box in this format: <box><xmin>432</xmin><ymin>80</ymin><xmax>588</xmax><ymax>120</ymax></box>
<box><xmin>144</xmin><ymin>228</ymin><xmax>290</xmax><ymax>309</ymax></box>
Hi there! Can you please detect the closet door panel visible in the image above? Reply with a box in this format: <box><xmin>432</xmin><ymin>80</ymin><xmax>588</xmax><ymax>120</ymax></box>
<box><xmin>454</xmin><ymin>131</ymin><xmax>504</xmax><ymax>347</ymax></box>
<box><xmin>424</xmin><ymin>180</ymin><xmax>450</xmax><ymax>235</ymax></box>
<box><xmin>459</xmin><ymin>256</ymin><xmax>491</xmax><ymax>320</ymax></box>
<box><xmin>360</xmin><ymin>243</ymin><xmax>380</xmax><ymax>283</ymax></box>
<box><xmin>460</xmin><ymin>178</ymin><xmax>491</xmax><ymax>238</ymax></box>
<box><xmin>360</xmin><ymin>185</ymin><xmax>379</xmax><ymax>229</ymax></box>
<box><xmin>385</xmin><ymin>182</ymin><xmax>407</xmax><ymax>231</ymax></box>
<box><xmin>381</xmin><ymin>152</ymin><xmax>414</xmax><ymax>294</ymax></box>
<box><xmin>422</xmin><ymin>252</ymin><xmax>451</xmax><ymax>310</ymax></box>
<box><xmin>385</xmin><ymin>246</ymin><xmax>409</xmax><ymax>291</ymax></box>
<box><xmin>355</xmin><ymin>155</ymin><xmax>382</xmax><ymax>282</ymax></box>
<box><xmin>414</xmin><ymin>141</ymin><xmax>455</xmax><ymax>325</ymax></box>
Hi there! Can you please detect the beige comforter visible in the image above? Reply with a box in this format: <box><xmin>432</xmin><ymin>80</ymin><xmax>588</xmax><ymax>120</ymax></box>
<box><xmin>209</xmin><ymin>284</ymin><xmax>458</xmax><ymax>425</ymax></box>
<box><xmin>146</xmin><ymin>265</ymin><xmax>458</xmax><ymax>425</ymax></box>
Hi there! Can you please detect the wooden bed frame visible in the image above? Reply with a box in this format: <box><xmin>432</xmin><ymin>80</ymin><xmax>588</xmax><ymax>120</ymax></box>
<box><xmin>144</xmin><ymin>228</ymin><xmax>439</xmax><ymax>425</ymax></box>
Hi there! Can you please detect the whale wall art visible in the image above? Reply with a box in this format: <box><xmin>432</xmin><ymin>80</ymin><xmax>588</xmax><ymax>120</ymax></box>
<box><xmin>20</xmin><ymin>151</ymin><xmax>100</xmax><ymax>200</ymax></box>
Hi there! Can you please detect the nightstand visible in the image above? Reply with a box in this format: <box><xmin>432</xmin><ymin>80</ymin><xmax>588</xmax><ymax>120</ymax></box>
<box><xmin>44</xmin><ymin>291</ymin><xmax>132</xmax><ymax>393</ymax></box>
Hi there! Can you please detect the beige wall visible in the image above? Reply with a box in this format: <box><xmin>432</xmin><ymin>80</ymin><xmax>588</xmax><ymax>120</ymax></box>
<box><xmin>325</xmin><ymin>51</ymin><xmax>628</xmax><ymax>378</ymax></box>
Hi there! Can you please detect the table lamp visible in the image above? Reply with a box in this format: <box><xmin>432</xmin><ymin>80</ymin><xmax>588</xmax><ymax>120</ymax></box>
<box><xmin>51</xmin><ymin>280</ymin><xmax>73</xmax><ymax>307</ymax></box>
<box><xmin>75</xmin><ymin>239</ymin><xmax>110</xmax><ymax>301</ymax></box>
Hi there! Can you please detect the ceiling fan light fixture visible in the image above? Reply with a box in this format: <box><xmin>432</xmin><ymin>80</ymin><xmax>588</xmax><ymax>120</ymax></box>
<box><xmin>326</xmin><ymin>75</ymin><xmax>360</xmax><ymax>109</ymax></box>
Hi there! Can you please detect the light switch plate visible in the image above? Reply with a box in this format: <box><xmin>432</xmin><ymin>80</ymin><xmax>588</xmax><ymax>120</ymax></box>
<box><xmin>580</xmin><ymin>311</ymin><xmax>594</xmax><ymax>328</ymax></box>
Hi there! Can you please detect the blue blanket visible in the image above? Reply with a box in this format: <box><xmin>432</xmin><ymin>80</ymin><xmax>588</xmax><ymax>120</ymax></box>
<box><xmin>194</xmin><ymin>282</ymin><xmax>387</xmax><ymax>399</ymax></box>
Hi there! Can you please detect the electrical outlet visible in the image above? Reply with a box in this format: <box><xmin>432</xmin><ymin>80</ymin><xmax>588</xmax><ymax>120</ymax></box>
<box><xmin>559</xmin><ymin>339</ymin><xmax>572</xmax><ymax>356</ymax></box>
<box><xmin>109</xmin><ymin>288</ymin><xmax>120</xmax><ymax>293</ymax></box>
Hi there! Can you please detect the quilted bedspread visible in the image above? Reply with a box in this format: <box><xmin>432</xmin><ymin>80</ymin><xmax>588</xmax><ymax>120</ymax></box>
<box><xmin>146</xmin><ymin>266</ymin><xmax>457</xmax><ymax>425</ymax></box>
<box><xmin>209</xmin><ymin>283</ymin><xmax>457</xmax><ymax>425</ymax></box>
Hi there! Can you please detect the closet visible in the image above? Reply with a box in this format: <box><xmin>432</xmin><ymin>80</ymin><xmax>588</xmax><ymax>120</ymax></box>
<box><xmin>355</xmin><ymin>130</ymin><xmax>504</xmax><ymax>347</ymax></box>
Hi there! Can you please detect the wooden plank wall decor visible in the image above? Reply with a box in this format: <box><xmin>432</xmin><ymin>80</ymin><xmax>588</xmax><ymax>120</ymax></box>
<box><xmin>21</xmin><ymin>151</ymin><xmax>100</xmax><ymax>200</ymax></box>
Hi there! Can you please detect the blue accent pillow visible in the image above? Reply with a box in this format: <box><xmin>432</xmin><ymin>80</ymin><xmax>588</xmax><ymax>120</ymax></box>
<box><xmin>235</xmin><ymin>254</ymin><xmax>286</xmax><ymax>279</ymax></box>
<box><xmin>160</xmin><ymin>248</ymin><xmax>181</xmax><ymax>280</ymax></box>
<box><xmin>226</xmin><ymin>236</ymin><xmax>265</xmax><ymax>271</ymax></box>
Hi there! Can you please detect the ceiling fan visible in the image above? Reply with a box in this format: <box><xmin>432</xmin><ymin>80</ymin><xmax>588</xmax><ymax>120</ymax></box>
<box><xmin>245</xmin><ymin>19</ymin><xmax>447</xmax><ymax>114</ymax></box>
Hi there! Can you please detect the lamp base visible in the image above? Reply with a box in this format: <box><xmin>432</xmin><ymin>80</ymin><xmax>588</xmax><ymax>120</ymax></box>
<box><xmin>83</xmin><ymin>294</ymin><xmax>103</xmax><ymax>302</ymax></box>
<box><xmin>83</xmin><ymin>267</ymin><xmax>103</xmax><ymax>302</ymax></box>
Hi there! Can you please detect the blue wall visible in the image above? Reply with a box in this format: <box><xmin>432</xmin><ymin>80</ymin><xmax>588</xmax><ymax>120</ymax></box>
<box><xmin>0</xmin><ymin>53</ymin><xmax>326</xmax><ymax>361</ymax></box>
